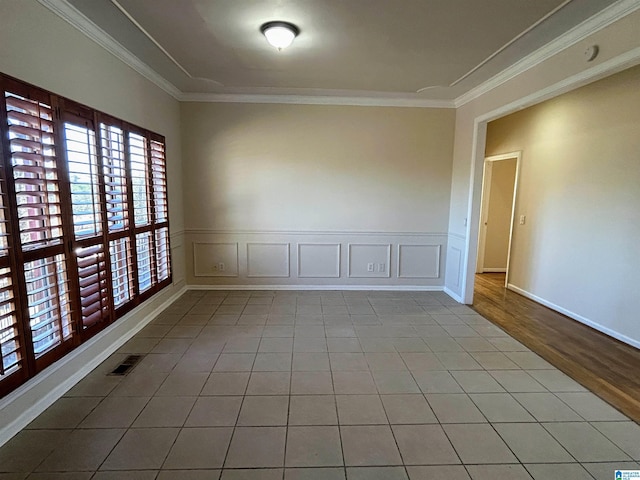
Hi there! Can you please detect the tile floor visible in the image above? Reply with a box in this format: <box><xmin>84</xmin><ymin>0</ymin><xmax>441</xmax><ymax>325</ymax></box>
<box><xmin>1</xmin><ymin>290</ymin><xmax>639</xmax><ymax>479</ymax></box>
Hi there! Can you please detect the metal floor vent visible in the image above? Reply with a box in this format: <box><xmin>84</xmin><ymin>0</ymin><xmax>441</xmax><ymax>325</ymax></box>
<box><xmin>108</xmin><ymin>354</ymin><xmax>144</xmax><ymax>376</ymax></box>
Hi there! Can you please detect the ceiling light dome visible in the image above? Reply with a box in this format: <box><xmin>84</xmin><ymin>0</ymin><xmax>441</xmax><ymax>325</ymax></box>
<box><xmin>261</xmin><ymin>21</ymin><xmax>299</xmax><ymax>50</ymax></box>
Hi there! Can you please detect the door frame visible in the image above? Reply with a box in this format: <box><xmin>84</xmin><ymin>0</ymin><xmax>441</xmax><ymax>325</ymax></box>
<box><xmin>476</xmin><ymin>152</ymin><xmax>521</xmax><ymax>286</ymax></box>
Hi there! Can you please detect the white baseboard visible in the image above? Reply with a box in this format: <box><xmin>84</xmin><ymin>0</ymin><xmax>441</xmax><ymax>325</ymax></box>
<box><xmin>0</xmin><ymin>283</ymin><xmax>187</xmax><ymax>448</ymax></box>
<box><xmin>188</xmin><ymin>284</ymin><xmax>445</xmax><ymax>292</ymax></box>
<box><xmin>482</xmin><ymin>268</ymin><xmax>507</xmax><ymax>273</ymax></box>
<box><xmin>443</xmin><ymin>287</ymin><xmax>464</xmax><ymax>304</ymax></box>
<box><xmin>507</xmin><ymin>283</ymin><xmax>640</xmax><ymax>350</ymax></box>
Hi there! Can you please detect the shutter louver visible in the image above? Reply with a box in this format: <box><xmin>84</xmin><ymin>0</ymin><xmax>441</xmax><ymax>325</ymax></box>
<box><xmin>101</xmin><ymin>124</ymin><xmax>128</xmax><ymax>232</ymax></box>
<box><xmin>155</xmin><ymin>227</ymin><xmax>170</xmax><ymax>282</ymax></box>
<box><xmin>150</xmin><ymin>140</ymin><xmax>168</xmax><ymax>223</ymax></box>
<box><xmin>76</xmin><ymin>244</ymin><xmax>109</xmax><ymax>328</ymax></box>
<box><xmin>24</xmin><ymin>254</ymin><xmax>72</xmax><ymax>358</ymax></box>
<box><xmin>5</xmin><ymin>93</ymin><xmax>62</xmax><ymax>249</ymax></box>
<box><xmin>109</xmin><ymin>237</ymin><xmax>133</xmax><ymax>308</ymax></box>
<box><xmin>135</xmin><ymin>231</ymin><xmax>155</xmax><ymax>293</ymax></box>
<box><xmin>129</xmin><ymin>133</ymin><xmax>150</xmax><ymax>226</ymax></box>
<box><xmin>0</xmin><ymin>268</ymin><xmax>19</xmax><ymax>378</ymax></box>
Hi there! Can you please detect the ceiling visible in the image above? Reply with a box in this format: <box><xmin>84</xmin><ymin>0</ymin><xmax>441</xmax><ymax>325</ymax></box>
<box><xmin>62</xmin><ymin>0</ymin><xmax>620</xmax><ymax>102</ymax></box>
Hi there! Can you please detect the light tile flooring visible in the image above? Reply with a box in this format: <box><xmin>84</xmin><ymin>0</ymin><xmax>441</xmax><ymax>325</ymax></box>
<box><xmin>1</xmin><ymin>290</ymin><xmax>639</xmax><ymax>479</ymax></box>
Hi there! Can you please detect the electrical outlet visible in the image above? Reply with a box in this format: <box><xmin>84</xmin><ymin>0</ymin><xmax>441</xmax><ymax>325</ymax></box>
<box><xmin>367</xmin><ymin>263</ymin><xmax>374</xmax><ymax>272</ymax></box>
<box><xmin>218</xmin><ymin>263</ymin><xmax>225</xmax><ymax>272</ymax></box>
<box><xmin>519</xmin><ymin>215</ymin><xmax>526</xmax><ymax>225</ymax></box>
<box><xmin>378</xmin><ymin>263</ymin><xmax>385</xmax><ymax>272</ymax></box>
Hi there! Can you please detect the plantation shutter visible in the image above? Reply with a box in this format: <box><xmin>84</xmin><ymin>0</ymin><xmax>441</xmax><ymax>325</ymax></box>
<box><xmin>100</xmin><ymin>120</ymin><xmax>134</xmax><ymax>311</ymax></box>
<box><xmin>0</xmin><ymin>175</ymin><xmax>21</xmax><ymax>380</ymax></box>
<box><xmin>150</xmin><ymin>138</ymin><xmax>170</xmax><ymax>284</ymax></box>
<box><xmin>0</xmin><ymin>73</ymin><xmax>172</xmax><ymax>397</ymax></box>
<box><xmin>4</xmin><ymin>87</ymin><xmax>74</xmax><ymax>362</ymax></box>
<box><xmin>62</xmin><ymin>111</ymin><xmax>112</xmax><ymax>333</ymax></box>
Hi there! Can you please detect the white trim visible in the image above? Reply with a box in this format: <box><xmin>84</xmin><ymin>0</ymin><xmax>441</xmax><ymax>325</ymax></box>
<box><xmin>188</xmin><ymin>285</ymin><xmax>445</xmax><ymax>292</ymax></box>
<box><xmin>37</xmin><ymin>0</ymin><xmax>182</xmax><ymax>99</ymax></box>
<box><xmin>449</xmin><ymin>0</ymin><xmax>573</xmax><ymax>87</ymax></box>
<box><xmin>443</xmin><ymin>287</ymin><xmax>464</xmax><ymax>303</ymax></box>
<box><xmin>178</xmin><ymin>93</ymin><xmax>454</xmax><ymax>109</ymax></box>
<box><xmin>507</xmin><ymin>284</ymin><xmax>640</xmax><ymax>350</ymax></box>
<box><xmin>109</xmin><ymin>0</ymin><xmax>222</xmax><ymax>86</ymax></box>
<box><xmin>477</xmin><ymin>151</ymin><xmax>521</xmax><ymax>283</ymax></box>
<box><xmin>476</xmin><ymin>159</ymin><xmax>493</xmax><ymax>274</ymax></box>
<box><xmin>185</xmin><ymin>228</ymin><xmax>448</xmax><ymax>237</ymax></box>
<box><xmin>454</xmin><ymin>0</ymin><xmax>640</xmax><ymax>107</ymax></box>
<box><xmin>0</xmin><ymin>284</ymin><xmax>187</xmax><ymax>448</ymax></box>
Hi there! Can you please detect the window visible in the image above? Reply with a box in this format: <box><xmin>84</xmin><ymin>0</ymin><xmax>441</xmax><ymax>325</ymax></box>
<box><xmin>0</xmin><ymin>73</ymin><xmax>172</xmax><ymax>397</ymax></box>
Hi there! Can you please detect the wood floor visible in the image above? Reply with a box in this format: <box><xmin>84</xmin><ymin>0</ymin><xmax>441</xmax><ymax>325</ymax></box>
<box><xmin>473</xmin><ymin>273</ymin><xmax>640</xmax><ymax>423</ymax></box>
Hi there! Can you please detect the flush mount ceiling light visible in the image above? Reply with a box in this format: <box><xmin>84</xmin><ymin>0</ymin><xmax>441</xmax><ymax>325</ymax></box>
<box><xmin>261</xmin><ymin>21</ymin><xmax>299</xmax><ymax>50</ymax></box>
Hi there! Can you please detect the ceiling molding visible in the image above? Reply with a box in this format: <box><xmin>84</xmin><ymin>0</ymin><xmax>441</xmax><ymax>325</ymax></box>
<box><xmin>178</xmin><ymin>93</ymin><xmax>455</xmax><ymax>108</ymax></box>
<box><xmin>476</xmin><ymin>44</ymin><xmax>640</xmax><ymax>125</ymax></box>
<box><xmin>449</xmin><ymin>0</ymin><xmax>574</xmax><ymax>87</ymax></box>
<box><xmin>454</xmin><ymin>0</ymin><xmax>640</xmax><ymax>107</ymax></box>
<box><xmin>37</xmin><ymin>0</ymin><xmax>182</xmax><ymax>99</ymax></box>
<box><xmin>109</xmin><ymin>0</ymin><xmax>224</xmax><ymax>86</ymax></box>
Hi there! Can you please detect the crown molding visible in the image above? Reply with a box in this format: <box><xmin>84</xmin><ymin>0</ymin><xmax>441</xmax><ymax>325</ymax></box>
<box><xmin>37</xmin><ymin>0</ymin><xmax>639</xmax><ymax>109</ymax></box>
<box><xmin>454</xmin><ymin>0</ymin><xmax>640</xmax><ymax>107</ymax></box>
<box><xmin>37</xmin><ymin>0</ymin><xmax>182</xmax><ymax>99</ymax></box>
<box><xmin>178</xmin><ymin>92</ymin><xmax>455</xmax><ymax>108</ymax></box>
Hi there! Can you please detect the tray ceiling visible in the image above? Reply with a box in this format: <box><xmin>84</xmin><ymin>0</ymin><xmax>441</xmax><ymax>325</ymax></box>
<box><xmin>63</xmin><ymin>0</ymin><xmax>620</xmax><ymax>101</ymax></box>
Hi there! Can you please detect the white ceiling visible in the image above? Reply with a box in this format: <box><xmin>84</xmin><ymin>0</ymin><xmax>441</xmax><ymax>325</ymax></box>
<box><xmin>61</xmin><ymin>0</ymin><xmax>620</xmax><ymax>102</ymax></box>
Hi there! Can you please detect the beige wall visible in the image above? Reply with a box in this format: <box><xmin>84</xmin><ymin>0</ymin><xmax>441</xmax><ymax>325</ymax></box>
<box><xmin>483</xmin><ymin>159</ymin><xmax>516</xmax><ymax>270</ymax></box>
<box><xmin>181</xmin><ymin>103</ymin><xmax>454</xmax><ymax>232</ymax></box>
<box><xmin>181</xmin><ymin>102</ymin><xmax>455</xmax><ymax>287</ymax></box>
<box><xmin>484</xmin><ymin>65</ymin><xmax>640</xmax><ymax>345</ymax></box>
<box><xmin>0</xmin><ymin>0</ymin><xmax>185</xmax><ymax>285</ymax></box>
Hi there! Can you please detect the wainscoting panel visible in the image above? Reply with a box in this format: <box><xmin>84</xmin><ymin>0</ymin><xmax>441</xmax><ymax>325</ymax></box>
<box><xmin>397</xmin><ymin>245</ymin><xmax>440</xmax><ymax>278</ymax></box>
<box><xmin>444</xmin><ymin>233</ymin><xmax>465</xmax><ymax>300</ymax></box>
<box><xmin>185</xmin><ymin>230</ymin><xmax>449</xmax><ymax>288</ymax></box>
<box><xmin>298</xmin><ymin>243</ymin><xmax>341</xmax><ymax>278</ymax></box>
<box><xmin>348</xmin><ymin>244</ymin><xmax>391</xmax><ymax>278</ymax></box>
<box><xmin>193</xmin><ymin>242</ymin><xmax>239</xmax><ymax>277</ymax></box>
<box><xmin>247</xmin><ymin>243</ymin><xmax>291</xmax><ymax>277</ymax></box>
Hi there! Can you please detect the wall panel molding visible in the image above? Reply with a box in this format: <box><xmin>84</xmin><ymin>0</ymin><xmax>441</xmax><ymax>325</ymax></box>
<box><xmin>186</xmin><ymin>231</ymin><xmax>447</xmax><ymax>288</ymax></box>
<box><xmin>397</xmin><ymin>244</ymin><xmax>441</xmax><ymax>278</ymax></box>
<box><xmin>193</xmin><ymin>242</ymin><xmax>239</xmax><ymax>277</ymax></box>
<box><xmin>246</xmin><ymin>243</ymin><xmax>291</xmax><ymax>278</ymax></box>
<box><xmin>297</xmin><ymin>243</ymin><xmax>341</xmax><ymax>278</ymax></box>
<box><xmin>347</xmin><ymin>244</ymin><xmax>392</xmax><ymax>278</ymax></box>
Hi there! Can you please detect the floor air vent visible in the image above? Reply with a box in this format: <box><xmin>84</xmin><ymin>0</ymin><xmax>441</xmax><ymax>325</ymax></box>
<box><xmin>108</xmin><ymin>354</ymin><xmax>143</xmax><ymax>376</ymax></box>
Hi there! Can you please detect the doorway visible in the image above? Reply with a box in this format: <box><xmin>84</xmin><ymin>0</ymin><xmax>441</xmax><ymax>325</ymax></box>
<box><xmin>476</xmin><ymin>152</ymin><xmax>520</xmax><ymax>286</ymax></box>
